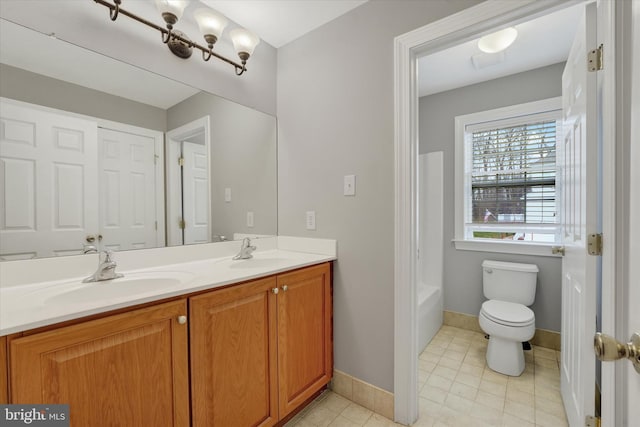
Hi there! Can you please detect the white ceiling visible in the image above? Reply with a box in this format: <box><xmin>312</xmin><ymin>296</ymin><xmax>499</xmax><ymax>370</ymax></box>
<box><xmin>201</xmin><ymin>0</ymin><xmax>369</xmax><ymax>48</ymax></box>
<box><xmin>418</xmin><ymin>4</ymin><xmax>583</xmax><ymax>97</ymax></box>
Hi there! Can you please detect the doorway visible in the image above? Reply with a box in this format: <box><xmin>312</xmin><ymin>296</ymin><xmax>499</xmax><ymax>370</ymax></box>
<box><xmin>393</xmin><ymin>1</ymin><xmax>617</xmax><ymax>425</ymax></box>
<box><xmin>166</xmin><ymin>116</ymin><xmax>211</xmax><ymax>246</ymax></box>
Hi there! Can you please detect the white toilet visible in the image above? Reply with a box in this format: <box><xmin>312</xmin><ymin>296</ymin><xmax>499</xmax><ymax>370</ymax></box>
<box><xmin>479</xmin><ymin>260</ymin><xmax>538</xmax><ymax>376</ymax></box>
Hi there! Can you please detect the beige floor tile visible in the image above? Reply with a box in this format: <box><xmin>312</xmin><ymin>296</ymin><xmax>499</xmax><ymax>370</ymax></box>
<box><xmin>419</xmin><ymin>359</ymin><xmax>437</xmax><ymax>373</ymax></box>
<box><xmin>449</xmin><ymin>381</ymin><xmax>478</xmax><ymax>401</ymax></box>
<box><xmin>362</xmin><ymin>413</ymin><xmax>400</xmax><ymax>427</ymax></box>
<box><xmin>443</xmin><ymin>394</ymin><xmax>475</xmax><ymax>414</ymax></box>
<box><xmin>421</xmin><ymin>352</ymin><xmax>442</xmax><ymax>364</ymax></box>
<box><xmin>424</xmin><ymin>345</ymin><xmax>447</xmax><ymax>356</ymax></box>
<box><xmin>340</xmin><ymin>403</ymin><xmax>373</xmax><ymax>425</ymax></box>
<box><xmin>427</xmin><ymin>373</ymin><xmax>454</xmax><ymax>392</ymax></box>
<box><xmin>482</xmin><ymin>368</ymin><xmax>509</xmax><ymax>385</ymax></box>
<box><xmin>437</xmin><ymin>357</ymin><xmax>462</xmax><ymax>371</ymax></box>
<box><xmin>533</xmin><ymin>346</ymin><xmax>557</xmax><ymax>360</ymax></box>
<box><xmin>442</xmin><ymin>349</ymin><xmax>466</xmax><ymax>362</ymax></box>
<box><xmin>507</xmin><ymin>378</ymin><xmax>535</xmax><ymax>395</ymax></box>
<box><xmin>454</xmin><ymin>371</ymin><xmax>482</xmax><ymax>388</ymax></box>
<box><xmin>447</xmin><ymin>342</ymin><xmax>470</xmax><ymax>353</ymax></box>
<box><xmin>323</xmin><ymin>393</ymin><xmax>352</xmax><ymax>414</ymax></box>
<box><xmin>432</xmin><ymin>365</ymin><xmax>458</xmax><ymax>381</ymax></box>
<box><xmin>470</xmin><ymin>402</ymin><xmax>504</xmax><ymax>425</ymax></box>
<box><xmin>304</xmin><ymin>406</ymin><xmax>340</xmax><ymax>427</ymax></box>
<box><xmin>534</xmin><ymin>356</ymin><xmax>559</xmax><ymax>369</ymax></box>
<box><xmin>458</xmin><ymin>363</ymin><xmax>484</xmax><ymax>378</ymax></box>
<box><xmin>535</xmin><ymin>408</ymin><xmax>569</xmax><ymax>427</ymax></box>
<box><xmin>475</xmin><ymin>389</ymin><xmax>505</xmax><ymax>411</ymax></box>
<box><xmin>479</xmin><ymin>378</ymin><xmax>507</xmax><ymax>397</ymax></box>
<box><xmin>502</xmin><ymin>413</ymin><xmax>535</xmax><ymax>427</ymax></box>
<box><xmin>506</xmin><ymin>386</ymin><xmax>535</xmax><ymax>406</ymax></box>
<box><xmin>328</xmin><ymin>416</ymin><xmax>361</xmax><ymax>427</ymax></box>
<box><xmin>534</xmin><ymin>394</ymin><xmax>566</xmax><ymax>419</ymax></box>
<box><xmin>420</xmin><ymin>384</ymin><xmax>448</xmax><ymax>404</ymax></box>
<box><xmin>503</xmin><ymin>399</ymin><xmax>535</xmax><ymax>422</ymax></box>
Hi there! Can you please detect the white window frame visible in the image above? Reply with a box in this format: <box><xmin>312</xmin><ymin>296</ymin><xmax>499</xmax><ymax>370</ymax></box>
<box><xmin>453</xmin><ymin>96</ymin><xmax>563</xmax><ymax>257</ymax></box>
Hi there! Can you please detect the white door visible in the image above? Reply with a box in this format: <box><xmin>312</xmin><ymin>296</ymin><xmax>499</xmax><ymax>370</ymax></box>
<box><xmin>626</xmin><ymin>0</ymin><xmax>640</xmax><ymax>421</ymax></box>
<box><xmin>0</xmin><ymin>99</ymin><xmax>98</xmax><ymax>260</ymax></box>
<box><xmin>182</xmin><ymin>141</ymin><xmax>209</xmax><ymax>244</ymax></box>
<box><xmin>559</xmin><ymin>4</ymin><xmax>598</xmax><ymax>426</ymax></box>
<box><xmin>98</xmin><ymin>127</ymin><xmax>158</xmax><ymax>251</ymax></box>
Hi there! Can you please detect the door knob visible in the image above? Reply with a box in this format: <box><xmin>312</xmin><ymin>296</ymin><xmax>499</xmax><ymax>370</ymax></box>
<box><xmin>281</xmin><ymin>285</ymin><xmax>288</xmax><ymax>292</ymax></box>
<box><xmin>593</xmin><ymin>332</ymin><xmax>640</xmax><ymax>374</ymax></box>
<box><xmin>271</xmin><ymin>287</ymin><xmax>279</xmax><ymax>294</ymax></box>
<box><xmin>177</xmin><ymin>315</ymin><xmax>187</xmax><ymax>325</ymax></box>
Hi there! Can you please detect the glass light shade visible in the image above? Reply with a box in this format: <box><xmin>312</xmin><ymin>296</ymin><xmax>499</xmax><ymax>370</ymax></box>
<box><xmin>478</xmin><ymin>27</ymin><xmax>518</xmax><ymax>53</ymax></box>
<box><xmin>155</xmin><ymin>0</ymin><xmax>189</xmax><ymax>20</ymax></box>
<box><xmin>230</xmin><ymin>28</ymin><xmax>260</xmax><ymax>56</ymax></box>
<box><xmin>194</xmin><ymin>8</ymin><xmax>228</xmax><ymax>39</ymax></box>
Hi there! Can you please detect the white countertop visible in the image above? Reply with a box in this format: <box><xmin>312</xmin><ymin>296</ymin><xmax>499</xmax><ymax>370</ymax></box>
<box><xmin>0</xmin><ymin>237</ymin><xmax>336</xmax><ymax>336</ymax></box>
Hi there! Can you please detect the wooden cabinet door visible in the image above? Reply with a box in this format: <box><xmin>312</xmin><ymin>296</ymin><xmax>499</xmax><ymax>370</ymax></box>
<box><xmin>0</xmin><ymin>336</ymin><xmax>7</xmax><ymax>403</ymax></box>
<box><xmin>277</xmin><ymin>263</ymin><xmax>332</xmax><ymax>417</ymax></box>
<box><xmin>190</xmin><ymin>277</ymin><xmax>278</xmax><ymax>427</ymax></box>
<box><xmin>10</xmin><ymin>300</ymin><xmax>189</xmax><ymax>427</ymax></box>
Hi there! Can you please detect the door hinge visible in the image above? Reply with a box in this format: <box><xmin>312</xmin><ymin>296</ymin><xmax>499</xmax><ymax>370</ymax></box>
<box><xmin>587</xmin><ymin>233</ymin><xmax>603</xmax><ymax>256</ymax></box>
<box><xmin>179</xmin><ymin>219</ymin><xmax>186</xmax><ymax>229</ymax></box>
<box><xmin>588</xmin><ymin>44</ymin><xmax>603</xmax><ymax>72</ymax></box>
<box><xmin>585</xmin><ymin>415</ymin><xmax>601</xmax><ymax>427</ymax></box>
<box><xmin>178</xmin><ymin>156</ymin><xmax>184</xmax><ymax>166</ymax></box>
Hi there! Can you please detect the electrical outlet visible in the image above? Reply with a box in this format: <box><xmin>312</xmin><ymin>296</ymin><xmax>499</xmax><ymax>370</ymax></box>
<box><xmin>344</xmin><ymin>174</ymin><xmax>356</xmax><ymax>196</ymax></box>
<box><xmin>246</xmin><ymin>211</ymin><xmax>254</xmax><ymax>227</ymax></box>
<box><xmin>306</xmin><ymin>211</ymin><xmax>316</xmax><ymax>230</ymax></box>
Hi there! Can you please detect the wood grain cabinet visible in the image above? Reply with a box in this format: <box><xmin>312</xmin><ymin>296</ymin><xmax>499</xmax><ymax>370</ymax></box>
<box><xmin>190</xmin><ymin>262</ymin><xmax>332</xmax><ymax>425</ymax></box>
<box><xmin>9</xmin><ymin>300</ymin><xmax>190</xmax><ymax>427</ymax></box>
<box><xmin>0</xmin><ymin>336</ymin><xmax>7</xmax><ymax>403</ymax></box>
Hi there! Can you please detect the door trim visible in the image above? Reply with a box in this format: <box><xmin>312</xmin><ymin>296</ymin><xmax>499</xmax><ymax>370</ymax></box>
<box><xmin>392</xmin><ymin>0</ymin><xmax>615</xmax><ymax>423</ymax></box>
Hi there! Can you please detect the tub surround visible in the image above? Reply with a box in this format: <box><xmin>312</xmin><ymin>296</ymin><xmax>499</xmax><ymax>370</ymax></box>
<box><xmin>0</xmin><ymin>236</ymin><xmax>336</xmax><ymax>336</ymax></box>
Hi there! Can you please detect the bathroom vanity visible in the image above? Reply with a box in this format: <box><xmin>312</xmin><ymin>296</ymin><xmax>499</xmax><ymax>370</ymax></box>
<box><xmin>0</xmin><ymin>238</ymin><xmax>335</xmax><ymax>426</ymax></box>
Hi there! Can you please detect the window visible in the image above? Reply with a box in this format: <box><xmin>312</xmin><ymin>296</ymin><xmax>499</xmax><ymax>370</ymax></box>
<box><xmin>454</xmin><ymin>97</ymin><xmax>562</xmax><ymax>256</ymax></box>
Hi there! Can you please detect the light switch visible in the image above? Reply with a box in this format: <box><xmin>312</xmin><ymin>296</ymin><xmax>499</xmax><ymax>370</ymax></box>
<box><xmin>246</xmin><ymin>211</ymin><xmax>254</xmax><ymax>227</ymax></box>
<box><xmin>306</xmin><ymin>211</ymin><xmax>316</xmax><ymax>230</ymax></box>
<box><xmin>224</xmin><ymin>188</ymin><xmax>231</xmax><ymax>202</ymax></box>
<box><xmin>344</xmin><ymin>175</ymin><xmax>356</xmax><ymax>196</ymax></box>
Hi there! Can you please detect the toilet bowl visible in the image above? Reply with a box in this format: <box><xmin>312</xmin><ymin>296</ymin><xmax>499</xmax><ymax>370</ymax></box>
<box><xmin>479</xmin><ymin>260</ymin><xmax>538</xmax><ymax>377</ymax></box>
<box><xmin>479</xmin><ymin>300</ymin><xmax>535</xmax><ymax>376</ymax></box>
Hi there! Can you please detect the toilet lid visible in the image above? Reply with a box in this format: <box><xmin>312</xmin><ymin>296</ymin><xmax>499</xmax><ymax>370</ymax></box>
<box><xmin>481</xmin><ymin>300</ymin><xmax>535</xmax><ymax>326</ymax></box>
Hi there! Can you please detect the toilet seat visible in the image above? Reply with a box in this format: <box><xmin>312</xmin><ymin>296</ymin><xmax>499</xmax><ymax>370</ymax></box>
<box><xmin>481</xmin><ymin>300</ymin><xmax>534</xmax><ymax>327</ymax></box>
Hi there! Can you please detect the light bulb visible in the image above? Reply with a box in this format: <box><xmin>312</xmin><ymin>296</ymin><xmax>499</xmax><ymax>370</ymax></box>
<box><xmin>155</xmin><ymin>0</ymin><xmax>189</xmax><ymax>22</ymax></box>
<box><xmin>194</xmin><ymin>8</ymin><xmax>227</xmax><ymax>44</ymax></box>
<box><xmin>478</xmin><ymin>27</ymin><xmax>518</xmax><ymax>53</ymax></box>
<box><xmin>230</xmin><ymin>28</ymin><xmax>260</xmax><ymax>60</ymax></box>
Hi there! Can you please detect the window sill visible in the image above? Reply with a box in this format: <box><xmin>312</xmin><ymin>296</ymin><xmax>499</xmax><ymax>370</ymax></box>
<box><xmin>452</xmin><ymin>239</ymin><xmax>562</xmax><ymax>257</ymax></box>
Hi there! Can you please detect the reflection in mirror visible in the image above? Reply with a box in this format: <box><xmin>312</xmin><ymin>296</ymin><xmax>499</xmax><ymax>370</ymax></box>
<box><xmin>0</xmin><ymin>19</ymin><xmax>277</xmax><ymax>261</ymax></box>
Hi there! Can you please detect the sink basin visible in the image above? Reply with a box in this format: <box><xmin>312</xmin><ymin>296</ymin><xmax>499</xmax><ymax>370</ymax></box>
<box><xmin>45</xmin><ymin>272</ymin><xmax>193</xmax><ymax>304</ymax></box>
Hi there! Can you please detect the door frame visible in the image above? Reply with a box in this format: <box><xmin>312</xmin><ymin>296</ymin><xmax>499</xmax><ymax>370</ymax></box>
<box><xmin>165</xmin><ymin>116</ymin><xmax>211</xmax><ymax>246</ymax></box>
<box><xmin>392</xmin><ymin>0</ymin><xmax>617</xmax><ymax>424</ymax></box>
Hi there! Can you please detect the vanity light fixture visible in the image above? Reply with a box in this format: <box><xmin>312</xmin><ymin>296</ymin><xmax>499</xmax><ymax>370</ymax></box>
<box><xmin>477</xmin><ymin>27</ymin><xmax>518</xmax><ymax>54</ymax></box>
<box><xmin>94</xmin><ymin>0</ymin><xmax>260</xmax><ymax>76</ymax></box>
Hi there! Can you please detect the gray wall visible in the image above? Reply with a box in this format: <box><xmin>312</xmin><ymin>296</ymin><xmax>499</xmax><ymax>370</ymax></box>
<box><xmin>277</xmin><ymin>0</ymin><xmax>482</xmax><ymax>393</ymax></box>
<box><xmin>0</xmin><ymin>1</ymin><xmax>277</xmax><ymax>115</ymax></box>
<box><xmin>167</xmin><ymin>92</ymin><xmax>277</xmax><ymax>240</ymax></box>
<box><xmin>419</xmin><ymin>63</ymin><xmax>565</xmax><ymax>332</ymax></box>
<box><xmin>0</xmin><ymin>64</ymin><xmax>167</xmax><ymax>131</ymax></box>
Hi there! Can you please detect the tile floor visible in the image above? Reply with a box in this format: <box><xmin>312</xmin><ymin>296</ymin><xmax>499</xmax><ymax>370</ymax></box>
<box><xmin>286</xmin><ymin>325</ymin><xmax>568</xmax><ymax>427</ymax></box>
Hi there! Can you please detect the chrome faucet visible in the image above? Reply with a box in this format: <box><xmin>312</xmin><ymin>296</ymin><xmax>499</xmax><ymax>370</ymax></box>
<box><xmin>83</xmin><ymin>250</ymin><xmax>124</xmax><ymax>283</ymax></box>
<box><xmin>233</xmin><ymin>237</ymin><xmax>256</xmax><ymax>260</ymax></box>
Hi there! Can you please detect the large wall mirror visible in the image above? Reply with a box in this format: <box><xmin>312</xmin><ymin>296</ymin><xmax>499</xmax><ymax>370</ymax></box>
<box><xmin>0</xmin><ymin>19</ymin><xmax>277</xmax><ymax>261</ymax></box>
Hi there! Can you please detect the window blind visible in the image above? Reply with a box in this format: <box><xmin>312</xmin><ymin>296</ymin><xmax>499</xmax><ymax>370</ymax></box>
<box><xmin>469</xmin><ymin>119</ymin><xmax>557</xmax><ymax>228</ymax></box>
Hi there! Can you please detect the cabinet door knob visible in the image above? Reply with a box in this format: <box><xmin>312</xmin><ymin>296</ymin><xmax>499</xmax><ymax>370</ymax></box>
<box><xmin>281</xmin><ymin>285</ymin><xmax>288</xmax><ymax>292</ymax></box>
<box><xmin>271</xmin><ymin>287</ymin><xmax>279</xmax><ymax>294</ymax></box>
<box><xmin>177</xmin><ymin>315</ymin><xmax>187</xmax><ymax>324</ymax></box>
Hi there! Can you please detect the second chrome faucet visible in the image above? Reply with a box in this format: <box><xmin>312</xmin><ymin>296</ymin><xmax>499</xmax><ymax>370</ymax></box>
<box><xmin>233</xmin><ymin>237</ymin><xmax>256</xmax><ymax>260</ymax></box>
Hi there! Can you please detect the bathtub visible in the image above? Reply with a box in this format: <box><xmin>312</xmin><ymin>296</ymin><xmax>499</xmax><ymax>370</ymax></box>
<box><xmin>418</xmin><ymin>283</ymin><xmax>443</xmax><ymax>353</ymax></box>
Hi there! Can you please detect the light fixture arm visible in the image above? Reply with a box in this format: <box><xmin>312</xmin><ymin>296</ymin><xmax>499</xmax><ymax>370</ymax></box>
<box><xmin>94</xmin><ymin>0</ymin><xmax>247</xmax><ymax>75</ymax></box>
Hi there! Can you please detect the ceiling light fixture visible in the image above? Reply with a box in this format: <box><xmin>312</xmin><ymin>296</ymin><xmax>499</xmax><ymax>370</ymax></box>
<box><xmin>94</xmin><ymin>0</ymin><xmax>260</xmax><ymax>76</ymax></box>
<box><xmin>477</xmin><ymin>27</ymin><xmax>518</xmax><ymax>54</ymax></box>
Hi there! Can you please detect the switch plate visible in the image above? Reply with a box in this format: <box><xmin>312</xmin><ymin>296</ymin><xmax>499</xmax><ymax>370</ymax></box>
<box><xmin>246</xmin><ymin>211</ymin><xmax>254</xmax><ymax>228</ymax></box>
<box><xmin>224</xmin><ymin>188</ymin><xmax>231</xmax><ymax>202</ymax></box>
<box><xmin>344</xmin><ymin>174</ymin><xmax>356</xmax><ymax>196</ymax></box>
<box><xmin>306</xmin><ymin>211</ymin><xmax>316</xmax><ymax>230</ymax></box>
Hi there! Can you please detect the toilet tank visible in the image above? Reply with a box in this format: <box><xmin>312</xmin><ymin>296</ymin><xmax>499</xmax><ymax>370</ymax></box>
<box><xmin>482</xmin><ymin>260</ymin><xmax>538</xmax><ymax>306</ymax></box>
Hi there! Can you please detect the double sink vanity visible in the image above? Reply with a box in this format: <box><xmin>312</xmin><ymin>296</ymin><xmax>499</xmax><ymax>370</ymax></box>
<box><xmin>0</xmin><ymin>237</ymin><xmax>336</xmax><ymax>426</ymax></box>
